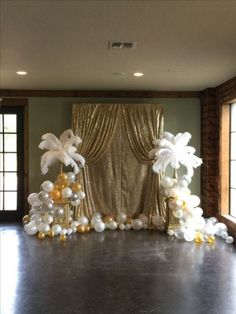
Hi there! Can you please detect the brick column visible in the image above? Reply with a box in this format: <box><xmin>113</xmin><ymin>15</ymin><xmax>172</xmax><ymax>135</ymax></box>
<box><xmin>201</xmin><ymin>88</ymin><xmax>220</xmax><ymax>217</ymax></box>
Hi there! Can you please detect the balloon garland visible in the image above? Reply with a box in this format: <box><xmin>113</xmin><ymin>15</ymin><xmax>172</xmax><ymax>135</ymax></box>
<box><xmin>22</xmin><ymin>129</ymin><xmax>234</xmax><ymax>245</ymax></box>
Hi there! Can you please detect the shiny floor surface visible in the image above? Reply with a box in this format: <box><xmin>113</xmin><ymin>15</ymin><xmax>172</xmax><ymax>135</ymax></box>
<box><xmin>0</xmin><ymin>224</ymin><xmax>236</xmax><ymax>314</ymax></box>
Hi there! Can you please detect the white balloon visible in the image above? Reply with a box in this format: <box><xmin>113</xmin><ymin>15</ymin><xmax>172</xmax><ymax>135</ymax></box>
<box><xmin>24</xmin><ymin>221</ymin><xmax>38</xmax><ymax>235</ymax></box>
<box><xmin>107</xmin><ymin>221</ymin><xmax>118</xmax><ymax>230</ymax></box>
<box><xmin>38</xmin><ymin>191</ymin><xmax>50</xmax><ymax>203</ymax></box>
<box><xmin>192</xmin><ymin>207</ymin><xmax>203</xmax><ymax>217</ymax></box>
<box><xmin>184</xmin><ymin>228</ymin><xmax>196</xmax><ymax>242</ymax></box>
<box><xmin>92</xmin><ymin>212</ymin><xmax>102</xmax><ymax>219</ymax></box>
<box><xmin>204</xmin><ymin>223</ymin><xmax>216</xmax><ymax>236</ymax></box>
<box><xmin>177</xmin><ymin>179</ymin><xmax>189</xmax><ymax>189</ymax></box>
<box><xmin>226</xmin><ymin>236</ymin><xmax>234</xmax><ymax>244</ymax></box>
<box><xmin>161</xmin><ymin>176</ymin><xmax>174</xmax><ymax>188</ymax></box>
<box><xmin>67</xmin><ymin>228</ymin><xmax>73</xmax><ymax>235</ymax></box>
<box><xmin>77</xmin><ymin>216</ymin><xmax>89</xmax><ymax>226</ymax></box>
<box><xmin>43</xmin><ymin>215</ymin><xmax>53</xmax><ymax>225</ymax></box>
<box><xmin>174</xmin><ymin>229</ymin><xmax>185</xmax><ymax>239</ymax></box>
<box><xmin>124</xmin><ymin>223</ymin><xmax>131</xmax><ymax>230</ymax></box>
<box><xmin>131</xmin><ymin>219</ymin><xmax>143</xmax><ymax>230</ymax></box>
<box><xmin>188</xmin><ymin>195</ymin><xmax>200</xmax><ymax>207</ymax></box>
<box><xmin>38</xmin><ymin>222</ymin><xmax>50</xmax><ymax>233</ymax></box>
<box><xmin>77</xmin><ymin>191</ymin><xmax>86</xmax><ymax>200</ymax></box>
<box><xmin>208</xmin><ymin>217</ymin><xmax>218</xmax><ymax>225</ymax></box>
<box><xmin>52</xmin><ymin>224</ymin><xmax>62</xmax><ymax>235</ymax></box>
<box><xmin>91</xmin><ymin>216</ymin><xmax>102</xmax><ymax>226</ymax></box>
<box><xmin>117</xmin><ymin>212</ymin><xmax>127</xmax><ymax>224</ymax></box>
<box><xmin>94</xmin><ymin>221</ymin><xmax>105</xmax><ymax>232</ymax></box>
<box><xmin>172</xmin><ymin>209</ymin><xmax>183</xmax><ymax>219</ymax></box>
<box><xmin>215</xmin><ymin>223</ymin><xmax>227</xmax><ymax>236</ymax></box>
<box><xmin>27</xmin><ymin>193</ymin><xmax>40</xmax><ymax>206</ymax></box>
<box><xmin>71</xmin><ymin>226</ymin><xmax>77</xmax><ymax>233</ymax></box>
<box><xmin>61</xmin><ymin>187</ymin><xmax>73</xmax><ymax>199</ymax></box>
<box><xmin>221</xmin><ymin>231</ymin><xmax>228</xmax><ymax>239</ymax></box>
<box><xmin>41</xmin><ymin>180</ymin><xmax>54</xmax><ymax>193</ymax></box>
<box><xmin>169</xmin><ymin>188</ymin><xmax>179</xmax><ymax>198</ymax></box>
<box><xmin>119</xmin><ymin>223</ymin><xmax>125</xmax><ymax>230</ymax></box>
<box><xmin>71</xmin><ymin>199</ymin><xmax>80</xmax><ymax>206</ymax></box>
<box><xmin>71</xmin><ymin>221</ymin><xmax>80</xmax><ymax>228</ymax></box>
<box><xmin>67</xmin><ymin>172</ymin><xmax>76</xmax><ymax>183</ymax></box>
<box><xmin>60</xmin><ymin>228</ymin><xmax>67</xmax><ymax>236</ymax></box>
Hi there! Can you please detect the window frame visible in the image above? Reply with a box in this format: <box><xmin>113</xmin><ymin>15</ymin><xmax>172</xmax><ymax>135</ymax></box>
<box><xmin>219</xmin><ymin>98</ymin><xmax>236</xmax><ymax>236</ymax></box>
<box><xmin>0</xmin><ymin>98</ymin><xmax>28</xmax><ymax>221</ymax></box>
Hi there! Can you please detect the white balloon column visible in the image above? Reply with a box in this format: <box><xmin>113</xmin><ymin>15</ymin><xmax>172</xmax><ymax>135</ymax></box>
<box><xmin>150</xmin><ymin>131</ymin><xmax>234</xmax><ymax>245</ymax></box>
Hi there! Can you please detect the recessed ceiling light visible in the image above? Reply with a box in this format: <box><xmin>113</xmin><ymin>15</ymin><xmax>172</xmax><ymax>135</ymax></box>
<box><xmin>133</xmin><ymin>72</ymin><xmax>144</xmax><ymax>77</ymax></box>
<box><xmin>16</xmin><ymin>71</ymin><xmax>27</xmax><ymax>75</ymax></box>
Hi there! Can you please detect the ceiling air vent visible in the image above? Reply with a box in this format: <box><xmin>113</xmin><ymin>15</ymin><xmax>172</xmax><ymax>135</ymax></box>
<box><xmin>109</xmin><ymin>41</ymin><xmax>137</xmax><ymax>50</ymax></box>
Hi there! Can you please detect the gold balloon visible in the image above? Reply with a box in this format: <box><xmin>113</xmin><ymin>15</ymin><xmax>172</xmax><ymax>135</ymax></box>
<box><xmin>70</xmin><ymin>182</ymin><xmax>82</xmax><ymax>192</ymax></box>
<box><xmin>47</xmin><ymin>230</ymin><xmax>55</xmax><ymax>238</ymax></box>
<box><xmin>126</xmin><ymin>218</ymin><xmax>133</xmax><ymax>224</ymax></box>
<box><xmin>85</xmin><ymin>225</ymin><xmax>91</xmax><ymax>233</ymax></box>
<box><xmin>22</xmin><ymin>215</ymin><xmax>30</xmax><ymax>225</ymax></box>
<box><xmin>57</xmin><ymin>173</ymin><xmax>68</xmax><ymax>185</ymax></box>
<box><xmin>60</xmin><ymin>234</ymin><xmax>67</xmax><ymax>241</ymax></box>
<box><xmin>208</xmin><ymin>236</ymin><xmax>215</xmax><ymax>244</ymax></box>
<box><xmin>77</xmin><ymin>225</ymin><xmax>86</xmax><ymax>233</ymax></box>
<box><xmin>38</xmin><ymin>232</ymin><xmax>46</xmax><ymax>240</ymax></box>
<box><xmin>194</xmin><ymin>232</ymin><xmax>203</xmax><ymax>244</ymax></box>
<box><xmin>50</xmin><ymin>189</ymin><xmax>61</xmax><ymax>201</ymax></box>
<box><xmin>104</xmin><ymin>215</ymin><xmax>114</xmax><ymax>223</ymax></box>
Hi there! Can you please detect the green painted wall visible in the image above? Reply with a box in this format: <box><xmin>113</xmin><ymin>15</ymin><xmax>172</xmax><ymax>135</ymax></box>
<box><xmin>29</xmin><ymin>97</ymin><xmax>201</xmax><ymax>195</ymax></box>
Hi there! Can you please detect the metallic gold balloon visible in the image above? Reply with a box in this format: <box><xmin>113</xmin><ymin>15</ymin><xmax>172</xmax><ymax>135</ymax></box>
<box><xmin>208</xmin><ymin>236</ymin><xmax>216</xmax><ymax>244</ymax></box>
<box><xmin>50</xmin><ymin>189</ymin><xmax>61</xmax><ymax>201</ymax></box>
<box><xmin>104</xmin><ymin>215</ymin><xmax>114</xmax><ymax>223</ymax></box>
<box><xmin>22</xmin><ymin>215</ymin><xmax>30</xmax><ymax>225</ymax></box>
<box><xmin>77</xmin><ymin>225</ymin><xmax>86</xmax><ymax>233</ymax></box>
<box><xmin>194</xmin><ymin>232</ymin><xmax>203</xmax><ymax>244</ymax></box>
<box><xmin>60</xmin><ymin>234</ymin><xmax>67</xmax><ymax>241</ymax></box>
<box><xmin>85</xmin><ymin>225</ymin><xmax>91</xmax><ymax>233</ymax></box>
<box><xmin>47</xmin><ymin>230</ymin><xmax>55</xmax><ymax>238</ymax></box>
<box><xmin>126</xmin><ymin>218</ymin><xmax>133</xmax><ymax>225</ymax></box>
<box><xmin>57</xmin><ymin>173</ymin><xmax>68</xmax><ymax>185</ymax></box>
<box><xmin>70</xmin><ymin>182</ymin><xmax>82</xmax><ymax>192</ymax></box>
<box><xmin>38</xmin><ymin>232</ymin><xmax>46</xmax><ymax>239</ymax></box>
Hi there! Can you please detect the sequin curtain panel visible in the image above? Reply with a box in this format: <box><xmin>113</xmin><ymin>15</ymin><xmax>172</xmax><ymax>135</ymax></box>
<box><xmin>72</xmin><ymin>103</ymin><xmax>166</xmax><ymax>221</ymax></box>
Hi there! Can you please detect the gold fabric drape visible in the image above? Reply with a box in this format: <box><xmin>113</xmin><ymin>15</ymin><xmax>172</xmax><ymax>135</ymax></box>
<box><xmin>72</xmin><ymin>103</ymin><xmax>166</xmax><ymax>221</ymax></box>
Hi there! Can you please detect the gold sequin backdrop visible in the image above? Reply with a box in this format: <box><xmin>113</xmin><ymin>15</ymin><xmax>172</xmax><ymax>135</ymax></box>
<box><xmin>72</xmin><ymin>103</ymin><xmax>166</xmax><ymax>221</ymax></box>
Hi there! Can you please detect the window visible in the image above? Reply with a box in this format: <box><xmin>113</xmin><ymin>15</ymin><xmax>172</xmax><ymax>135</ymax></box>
<box><xmin>230</xmin><ymin>103</ymin><xmax>236</xmax><ymax>217</ymax></box>
<box><xmin>0</xmin><ymin>102</ymin><xmax>27</xmax><ymax>221</ymax></box>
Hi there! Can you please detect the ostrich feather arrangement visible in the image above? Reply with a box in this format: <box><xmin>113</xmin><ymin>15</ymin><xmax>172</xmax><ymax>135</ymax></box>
<box><xmin>39</xmin><ymin>129</ymin><xmax>85</xmax><ymax>174</ymax></box>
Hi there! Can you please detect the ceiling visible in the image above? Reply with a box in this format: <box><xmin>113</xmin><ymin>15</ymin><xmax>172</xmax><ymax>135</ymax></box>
<box><xmin>0</xmin><ymin>0</ymin><xmax>236</xmax><ymax>91</ymax></box>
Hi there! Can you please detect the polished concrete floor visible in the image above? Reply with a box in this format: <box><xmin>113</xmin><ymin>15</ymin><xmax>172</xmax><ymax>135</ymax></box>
<box><xmin>0</xmin><ymin>224</ymin><xmax>236</xmax><ymax>314</ymax></box>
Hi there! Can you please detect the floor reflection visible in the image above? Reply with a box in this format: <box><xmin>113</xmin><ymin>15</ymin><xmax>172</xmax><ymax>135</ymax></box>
<box><xmin>0</xmin><ymin>229</ymin><xmax>20</xmax><ymax>314</ymax></box>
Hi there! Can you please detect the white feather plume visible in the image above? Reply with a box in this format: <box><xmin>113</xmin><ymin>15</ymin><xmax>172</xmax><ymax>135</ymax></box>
<box><xmin>149</xmin><ymin>132</ymin><xmax>202</xmax><ymax>178</ymax></box>
<box><xmin>39</xmin><ymin>129</ymin><xmax>85</xmax><ymax>174</ymax></box>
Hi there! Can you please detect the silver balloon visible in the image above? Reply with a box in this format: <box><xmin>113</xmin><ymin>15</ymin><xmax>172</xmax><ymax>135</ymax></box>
<box><xmin>70</xmin><ymin>192</ymin><xmax>78</xmax><ymax>202</ymax></box>
<box><xmin>119</xmin><ymin>223</ymin><xmax>125</xmax><ymax>230</ymax></box>
<box><xmin>61</xmin><ymin>187</ymin><xmax>73</xmax><ymax>199</ymax></box>
<box><xmin>71</xmin><ymin>199</ymin><xmax>80</xmax><ymax>206</ymax></box>
<box><xmin>42</xmin><ymin>200</ymin><xmax>54</xmax><ymax>212</ymax></box>
<box><xmin>77</xmin><ymin>191</ymin><xmax>86</xmax><ymax>200</ymax></box>
<box><xmin>226</xmin><ymin>236</ymin><xmax>234</xmax><ymax>244</ymax></box>
<box><xmin>38</xmin><ymin>191</ymin><xmax>50</xmax><ymax>203</ymax></box>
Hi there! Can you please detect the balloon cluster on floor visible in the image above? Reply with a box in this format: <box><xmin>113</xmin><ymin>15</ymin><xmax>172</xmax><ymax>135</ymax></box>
<box><xmin>150</xmin><ymin>131</ymin><xmax>234</xmax><ymax>245</ymax></box>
